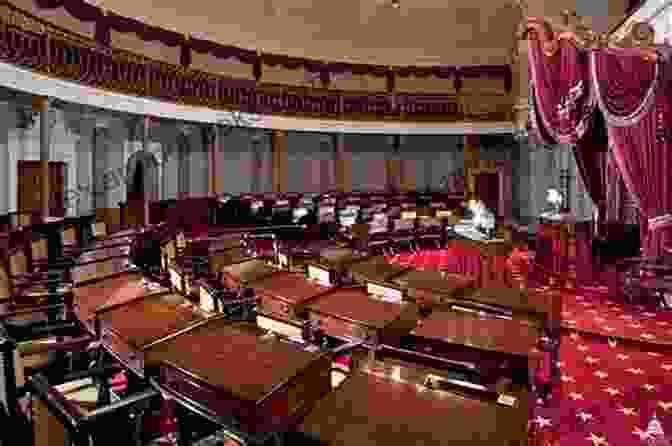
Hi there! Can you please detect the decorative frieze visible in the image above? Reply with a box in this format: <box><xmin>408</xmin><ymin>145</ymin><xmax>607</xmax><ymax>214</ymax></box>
<box><xmin>0</xmin><ymin>2</ymin><xmax>513</xmax><ymax>123</ymax></box>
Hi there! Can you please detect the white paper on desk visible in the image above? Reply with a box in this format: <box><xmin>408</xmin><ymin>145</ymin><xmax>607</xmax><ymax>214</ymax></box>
<box><xmin>200</xmin><ymin>287</ymin><xmax>216</xmax><ymax>313</ymax></box>
<box><xmin>308</xmin><ymin>265</ymin><xmax>331</xmax><ymax>287</ymax></box>
<box><xmin>367</xmin><ymin>283</ymin><xmax>402</xmax><ymax>303</ymax></box>
<box><xmin>169</xmin><ymin>268</ymin><xmax>181</xmax><ymax>291</ymax></box>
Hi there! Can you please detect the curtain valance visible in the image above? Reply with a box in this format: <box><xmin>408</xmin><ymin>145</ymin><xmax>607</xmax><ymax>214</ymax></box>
<box><xmin>527</xmin><ymin>22</ymin><xmax>672</xmax><ymax>257</ymax></box>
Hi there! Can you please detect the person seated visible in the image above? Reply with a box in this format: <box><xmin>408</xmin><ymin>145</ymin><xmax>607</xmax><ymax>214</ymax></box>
<box><xmin>468</xmin><ymin>199</ymin><xmax>496</xmax><ymax>237</ymax></box>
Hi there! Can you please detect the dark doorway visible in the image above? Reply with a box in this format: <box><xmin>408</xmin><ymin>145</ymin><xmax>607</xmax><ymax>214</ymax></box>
<box><xmin>125</xmin><ymin>150</ymin><xmax>159</xmax><ymax>226</ymax></box>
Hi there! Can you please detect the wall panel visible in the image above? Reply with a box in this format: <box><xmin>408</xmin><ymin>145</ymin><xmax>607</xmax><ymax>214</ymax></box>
<box><xmin>287</xmin><ymin>131</ymin><xmax>335</xmax><ymax>193</ymax></box>
<box><xmin>346</xmin><ymin>134</ymin><xmax>388</xmax><ymax>191</ymax></box>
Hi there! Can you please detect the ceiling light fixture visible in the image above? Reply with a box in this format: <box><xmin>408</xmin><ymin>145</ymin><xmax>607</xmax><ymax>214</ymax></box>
<box><xmin>391</xmin><ymin>0</ymin><xmax>400</xmax><ymax>9</ymax></box>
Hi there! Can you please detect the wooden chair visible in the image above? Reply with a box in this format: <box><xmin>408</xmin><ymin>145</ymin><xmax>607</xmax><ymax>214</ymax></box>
<box><xmin>61</xmin><ymin>225</ymin><xmax>80</xmax><ymax>257</ymax></box>
<box><xmin>611</xmin><ymin>255</ymin><xmax>672</xmax><ymax>308</ymax></box>
<box><xmin>0</xmin><ymin>307</ymin><xmax>93</xmax><ymax>422</ymax></box>
<box><xmin>30</xmin><ymin>367</ymin><xmax>159</xmax><ymax>446</ymax></box>
<box><xmin>93</xmin><ymin>221</ymin><xmax>108</xmax><ymax>240</ymax></box>
<box><xmin>4</xmin><ymin>249</ymin><xmax>73</xmax><ymax>309</ymax></box>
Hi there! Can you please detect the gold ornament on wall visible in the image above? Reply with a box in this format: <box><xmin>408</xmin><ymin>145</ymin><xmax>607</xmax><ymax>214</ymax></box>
<box><xmin>524</xmin><ymin>11</ymin><xmax>657</xmax><ymax>59</ymax></box>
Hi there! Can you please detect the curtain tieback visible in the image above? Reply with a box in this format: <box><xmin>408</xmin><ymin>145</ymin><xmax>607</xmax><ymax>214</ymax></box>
<box><xmin>648</xmin><ymin>214</ymin><xmax>672</xmax><ymax>231</ymax></box>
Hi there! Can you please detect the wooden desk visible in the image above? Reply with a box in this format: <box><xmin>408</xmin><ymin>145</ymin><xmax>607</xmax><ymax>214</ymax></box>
<box><xmin>448</xmin><ymin>237</ymin><xmax>513</xmax><ymax>288</ymax></box>
<box><xmin>251</xmin><ymin>272</ymin><xmax>331</xmax><ymax>337</ymax></box>
<box><xmin>276</xmin><ymin>240</ymin><xmax>341</xmax><ymax>273</ymax></box>
<box><xmin>466</xmin><ymin>288</ymin><xmax>561</xmax><ymax>333</ymax></box>
<box><xmin>73</xmin><ymin>272</ymin><xmax>169</xmax><ymax>332</ymax></box>
<box><xmin>145</xmin><ymin>318</ymin><xmax>331</xmax><ymax>435</ymax></box>
<box><xmin>347</xmin><ymin>257</ymin><xmax>410</xmax><ymax>285</ymax></box>
<box><xmin>209</xmin><ymin>247</ymin><xmax>248</xmax><ymax>275</ymax></box>
<box><xmin>303</xmin><ymin>287</ymin><xmax>419</xmax><ymax>346</ymax></box>
<box><xmin>71</xmin><ymin>250</ymin><xmax>131</xmax><ymax>287</ymax></box>
<box><xmin>390</xmin><ymin>270</ymin><xmax>475</xmax><ymax>308</ymax></box>
<box><xmin>95</xmin><ymin>293</ymin><xmax>207</xmax><ymax>375</ymax></box>
<box><xmin>299</xmin><ymin>366</ymin><xmax>529</xmax><ymax>446</ymax></box>
<box><xmin>307</xmin><ymin>248</ymin><xmax>370</xmax><ymax>287</ymax></box>
<box><xmin>220</xmin><ymin>258</ymin><xmax>278</xmax><ymax>290</ymax></box>
<box><xmin>408</xmin><ymin>312</ymin><xmax>542</xmax><ymax>389</ymax></box>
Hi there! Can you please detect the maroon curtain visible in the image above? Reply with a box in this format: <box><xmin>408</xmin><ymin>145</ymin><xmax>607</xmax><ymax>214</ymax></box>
<box><xmin>528</xmin><ymin>35</ymin><xmax>608</xmax><ymax>219</ymax></box>
<box><xmin>592</xmin><ymin>48</ymin><xmax>672</xmax><ymax>257</ymax></box>
<box><xmin>527</xmin><ymin>38</ymin><xmax>596</xmax><ymax>145</ymax></box>
<box><xmin>572</xmin><ymin>111</ymin><xmax>608</xmax><ymax>211</ymax></box>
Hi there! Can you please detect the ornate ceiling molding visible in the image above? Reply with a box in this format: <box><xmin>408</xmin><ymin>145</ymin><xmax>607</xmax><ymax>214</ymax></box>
<box><xmin>524</xmin><ymin>12</ymin><xmax>658</xmax><ymax>58</ymax></box>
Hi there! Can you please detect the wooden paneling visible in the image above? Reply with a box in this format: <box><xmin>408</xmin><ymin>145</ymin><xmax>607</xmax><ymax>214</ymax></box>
<box><xmin>189</xmin><ymin>53</ymin><xmax>255</xmax><ymax>80</ymax></box>
<box><xmin>110</xmin><ymin>31</ymin><xmax>182</xmax><ymax>66</ymax></box>
<box><xmin>395</xmin><ymin>76</ymin><xmax>457</xmax><ymax>94</ymax></box>
<box><xmin>272</xmin><ymin>130</ymin><xmax>289</xmax><ymax>193</ymax></box>
<box><xmin>17</xmin><ymin>160</ymin><xmax>66</xmax><ymax>219</ymax></box>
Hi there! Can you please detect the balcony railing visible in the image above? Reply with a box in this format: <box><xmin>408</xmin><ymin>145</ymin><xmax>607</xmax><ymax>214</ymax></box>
<box><xmin>0</xmin><ymin>1</ymin><xmax>513</xmax><ymax>123</ymax></box>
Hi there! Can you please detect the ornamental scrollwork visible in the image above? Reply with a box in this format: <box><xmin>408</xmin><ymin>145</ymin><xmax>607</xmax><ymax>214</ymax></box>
<box><xmin>525</xmin><ymin>12</ymin><xmax>657</xmax><ymax>57</ymax></box>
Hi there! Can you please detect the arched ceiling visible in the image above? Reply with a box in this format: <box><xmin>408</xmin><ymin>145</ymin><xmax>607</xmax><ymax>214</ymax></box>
<box><xmin>85</xmin><ymin>0</ymin><xmax>524</xmax><ymax>66</ymax></box>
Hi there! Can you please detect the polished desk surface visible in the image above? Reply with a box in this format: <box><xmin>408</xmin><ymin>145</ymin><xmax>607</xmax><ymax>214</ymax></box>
<box><xmin>96</xmin><ymin>293</ymin><xmax>205</xmax><ymax>349</ymax></box>
<box><xmin>220</xmin><ymin>258</ymin><xmax>278</xmax><ymax>285</ymax></box>
<box><xmin>74</xmin><ymin>272</ymin><xmax>168</xmax><ymax>323</ymax></box>
<box><xmin>145</xmin><ymin>318</ymin><xmax>323</xmax><ymax>402</ymax></box>
<box><xmin>412</xmin><ymin>312</ymin><xmax>539</xmax><ymax>359</ymax></box>
<box><xmin>449</xmin><ymin>235</ymin><xmax>514</xmax><ymax>257</ymax></box>
<box><xmin>250</xmin><ymin>272</ymin><xmax>330</xmax><ymax>304</ymax></box>
<box><xmin>347</xmin><ymin>257</ymin><xmax>411</xmax><ymax>283</ymax></box>
<box><xmin>314</xmin><ymin>248</ymin><xmax>369</xmax><ymax>272</ymax></box>
<box><xmin>467</xmin><ymin>287</ymin><xmax>559</xmax><ymax>322</ymax></box>
<box><xmin>209</xmin><ymin>248</ymin><xmax>248</xmax><ymax>271</ymax></box>
<box><xmin>305</xmin><ymin>288</ymin><xmax>408</xmax><ymax>329</ymax></box>
<box><xmin>299</xmin><ymin>369</ymin><xmax>528</xmax><ymax>446</ymax></box>
<box><xmin>391</xmin><ymin>270</ymin><xmax>475</xmax><ymax>296</ymax></box>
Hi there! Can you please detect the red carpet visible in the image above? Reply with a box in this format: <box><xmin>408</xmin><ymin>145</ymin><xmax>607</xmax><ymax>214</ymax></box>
<box><xmin>531</xmin><ymin>333</ymin><xmax>672</xmax><ymax>445</ymax></box>
<box><xmin>386</xmin><ymin>249</ymin><xmax>672</xmax><ymax>445</ymax></box>
<box><xmin>562</xmin><ymin>291</ymin><xmax>672</xmax><ymax>345</ymax></box>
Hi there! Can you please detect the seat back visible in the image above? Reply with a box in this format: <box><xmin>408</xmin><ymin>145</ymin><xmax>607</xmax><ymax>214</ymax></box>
<box><xmin>8</xmin><ymin>251</ymin><xmax>29</xmax><ymax>277</ymax></box>
<box><xmin>62</xmin><ymin>226</ymin><xmax>77</xmax><ymax>246</ymax></box>
<box><xmin>93</xmin><ymin>221</ymin><xmax>107</xmax><ymax>239</ymax></box>
<box><xmin>0</xmin><ymin>261</ymin><xmax>11</xmax><ymax>303</ymax></box>
<box><xmin>31</xmin><ymin>371</ymin><xmax>157</xmax><ymax>446</ymax></box>
<box><xmin>31</xmin><ymin>238</ymin><xmax>49</xmax><ymax>263</ymax></box>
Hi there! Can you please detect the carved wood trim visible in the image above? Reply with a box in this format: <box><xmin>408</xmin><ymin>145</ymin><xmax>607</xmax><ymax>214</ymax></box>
<box><xmin>525</xmin><ymin>13</ymin><xmax>657</xmax><ymax>58</ymax></box>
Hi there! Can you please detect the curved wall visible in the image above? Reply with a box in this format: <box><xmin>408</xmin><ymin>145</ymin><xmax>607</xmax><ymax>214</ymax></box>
<box><xmin>0</xmin><ymin>61</ymin><xmax>513</xmax><ymax>134</ymax></box>
<box><xmin>3</xmin><ymin>0</ymin><xmax>514</xmax><ymax>116</ymax></box>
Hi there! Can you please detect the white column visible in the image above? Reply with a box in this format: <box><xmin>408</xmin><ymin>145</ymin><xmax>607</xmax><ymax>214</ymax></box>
<box><xmin>0</xmin><ymin>102</ymin><xmax>10</xmax><ymax>214</ymax></box>
<box><xmin>38</xmin><ymin>97</ymin><xmax>51</xmax><ymax>220</ymax></box>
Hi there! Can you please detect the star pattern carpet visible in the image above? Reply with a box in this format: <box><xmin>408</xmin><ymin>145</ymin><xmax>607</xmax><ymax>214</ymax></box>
<box><xmin>561</xmin><ymin>292</ymin><xmax>672</xmax><ymax>344</ymax></box>
<box><xmin>531</xmin><ymin>333</ymin><xmax>672</xmax><ymax>445</ymax></box>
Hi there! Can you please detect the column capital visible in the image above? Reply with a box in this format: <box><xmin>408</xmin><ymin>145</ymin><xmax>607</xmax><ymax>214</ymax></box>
<box><xmin>201</xmin><ymin>124</ymin><xmax>217</xmax><ymax>146</ymax></box>
<box><xmin>31</xmin><ymin>96</ymin><xmax>51</xmax><ymax>112</ymax></box>
<box><xmin>178</xmin><ymin>123</ymin><xmax>195</xmax><ymax>136</ymax></box>
<box><xmin>15</xmin><ymin>106</ymin><xmax>38</xmax><ymax>130</ymax></box>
